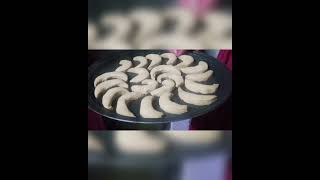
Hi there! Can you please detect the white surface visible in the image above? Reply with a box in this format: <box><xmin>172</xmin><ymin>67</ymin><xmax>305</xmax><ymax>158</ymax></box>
<box><xmin>170</xmin><ymin>119</ymin><xmax>191</xmax><ymax>130</ymax></box>
<box><xmin>182</xmin><ymin>152</ymin><xmax>228</xmax><ymax>180</ymax></box>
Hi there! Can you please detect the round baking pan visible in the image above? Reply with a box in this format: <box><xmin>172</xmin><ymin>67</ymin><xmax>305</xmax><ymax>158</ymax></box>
<box><xmin>88</xmin><ymin>50</ymin><xmax>232</xmax><ymax>124</ymax></box>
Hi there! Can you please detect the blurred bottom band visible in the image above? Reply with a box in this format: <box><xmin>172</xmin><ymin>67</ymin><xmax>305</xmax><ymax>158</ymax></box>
<box><xmin>88</xmin><ymin>131</ymin><xmax>232</xmax><ymax>180</ymax></box>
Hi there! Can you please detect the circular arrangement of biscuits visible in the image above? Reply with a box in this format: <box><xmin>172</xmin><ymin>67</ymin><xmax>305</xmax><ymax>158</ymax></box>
<box><xmin>93</xmin><ymin>53</ymin><xmax>219</xmax><ymax>118</ymax></box>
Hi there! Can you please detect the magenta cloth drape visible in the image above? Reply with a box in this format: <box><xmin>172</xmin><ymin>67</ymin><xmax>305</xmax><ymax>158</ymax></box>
<box><xmin>179</xmin><ymin>0</ymin><xmax>219</xmax><ymax>17</ymax></box>
<box><xmin>226</xmin><ymin>159</ymin><xmax>232</xmax><ymax>180</ymax></box>
<box><xmin>217</xmin><ymin>50</ymin><xmax>232</xmax><ymax>71</ymax></box>
<box><xmin>88</xmin><ymin>109</ymin><xmax>106</xmax><ymax>130</ymax></box>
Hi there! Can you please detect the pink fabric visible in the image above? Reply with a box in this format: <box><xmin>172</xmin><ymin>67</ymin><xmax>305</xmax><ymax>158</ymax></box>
<box><xmin>217</xmin><ymin>50</ymin><xmax>232</xmax><ymax>71</ymax></box>
<box><xmin>226</xmin><ymin>160</ymin><xmax>232</xmax><ymax>180</ymax></box>
<box><xmin>88</xmin><ymin>109</ymin><xmax>106</xmax><ymax>130</ymax></box>
<box><xmin>189</xmin><ymin>97</ymin><xmax>232</xmax><ymax>130</ymax></box>
<box><xmin>179</xmin><ymin>0</ymin><xmax>219</xmax><ymax>17</ymax></box>
<box><xmin>169</xmin><ymin>49</ymin><xmax>186</xmax><ymax>56</ymax></box>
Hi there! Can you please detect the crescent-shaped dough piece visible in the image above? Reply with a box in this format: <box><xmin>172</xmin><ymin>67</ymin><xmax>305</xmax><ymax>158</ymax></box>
<box><xmin>92</xmin><ymin>37</ymin><xmax>132</xmax><ymax>49</ymax></box>
<box><xmin>102</xmin><ymin>87</ymin><xmax>129</xmax><ymax>110</ymax></box>
<box><xmin>94</xmin><ymin>79</ymin><xmax>128</xmax><ymax>98</ymax></box>
<box><xmin>150</xmin><ymin>65</ymin><xmax>181</xmax><ymax>80</ymax></box>
<box><xmin>88</xmin><ymin>23</ymin><xmax>97</xmax><ymax>47</ymax></box>
<box><xmin>185</xmin><ymin>79</ymin><xmax>219</xmax><ymax>94</ymax></box>
<box><xmin>99</xmin><ymin>14</ymin><xmax>131</xmax><ymax>40</ymax></box>
<box><xmin>164</xmin><ymin>7</ymin><xmax>195</xmax><ymax>35</ymax></box>
<box><xmin>175</xmin><ymin>55</ymin><xmax>194</xmax><ymax>69</ymax></box>
<box><xmin>146</xmin><ymin>54</ymin><xmax>162</xmax><ymax>70</ymax></box>
<box><xmin>130</xmin><ymin>8</ymin><xmax>163</xmax><ymax>42</ymax></box>
<box><xmin>159</xmin><ymin>92</ymin><xmax>188</xmax><ymax>114</ymax></box>
<box><xmin>116</xmin><ymin>92</ymin><xmax>144</xmax><ymax>117</ymax></box>
<box><xmin>114</xmin><ymin>131</ymin><xmax>167</xmax><ymax>154</ymax></box>
<box><xmin>115</xmin><ymin>60</ymin><xmax>132</xmax><ymax>72</ymax></box>
<box><xmin>185</xmin><ymin>70</ymin><xmax>214</xmax><ymax>82</ymax></box>
<box><xmin>178</xmin><ymin>87</ymin><xmax>217</xmax><ymax>106</ymax></box>
<box><xmin>140</xmin><ymin>96</ymin><xmax>164</xmax><ymax>118</ymax></box>
<box><xmin>131</xmin><ymin>79</ymin><xmax>158</xmax><ymax>94</ymax></box>
<box><xmin>157</xmin><ymin>73</ymin><xmax>184</xmax><ymax>87</ymax></box>
<box><xmin>133</xmin><ymin>56</ymin><xmax>148</xmax><ymax>68</ymax></box>
<box><xmin>127</xmin><ymin>67</ymin><xmax>150</xmax><ymax>83</ymax></box>
<box><xmin>150</xmin><ymin>79</ymin><xmax>175</xmax><ymax>97</ymax></box>
<box><xmin>137</xmin><ymin>34</ymin><xmax>204</xmax><ymax>49</ymax></box>
<box><xmin>94</xmin><ymin>71</ymin><xmax>128</xmax><ymax>87</ymax></box>
<box><xmin>180</xmin><ymin>61</ymin><xmax>208</xmax><ymax>74</ymax></box>
<box><xmin>159</xmin><ymin>131</ymin><xmax>221</xmax><ymax>145</ymax></box>
<box><xmin>161</xmin><ymin>53</ymin><xmax>177</xmax><ymax>65</ymax></box>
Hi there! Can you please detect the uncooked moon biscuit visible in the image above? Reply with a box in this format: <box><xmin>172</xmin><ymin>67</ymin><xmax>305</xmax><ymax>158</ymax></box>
<box><xmin>150</xmin><ymin>79</ymin><xmax>175</xmax><ymax>97</ymax></box>
<box><xmin>94</xmin><ymin>71</ymin><xmax>128</xmax><ymax>87</ymax></box>
<box><xmin>115</xmin><ymin>60</ymin><xmax>132</xmax><ymax>72</ymax></box>
<box><xmin>175</xmin><ymin>55</ymin><xmax>194</xmax><ymax>69</ymax></box>
<box><xmin>92</xmin><ymin>37</ymin><xmax>132</xmax><ymax>49</ymax></box>
<box><xmin>178</xmin><ymin>87</ymin><xmax>217</xmax><ymax>106</ymax></box>
<box><xmin>88</xmin><ymin>23</ymin><xmax>97</xmax><ymax>47</ymax></box>
<box><xmin>180</xmin><ymin>61</ymin><xmax>208</xmax><ymax>74</ymax></box>
<box><xmin>116</xmin><ymin>92</ymin><xmax>144</xmax><ymax>117</ymax></box>
<box><xmin>159</xmin><ymin>92</ymin><xmax>188</xmax><ymax>114</ymax></box>
<box><xmin>164</xmin><ymin>7</ymin><xmax>196</xmax><ymax>35</ymax></box>
<box><xmin>156</xmin><ymin>73</ymin><xmax>184</xmax><ymax>87</ymax></box>
<box><xmin>150</xmin><ymin>65</ymin><xmax>181</xmax><ymax>80</ymax></box>
<box><xmin>185</xmin><ymin>70</ymin><xmax>213</xmax><ymax>82</ymax></box>
<box><xmin>102</xmin><ymin>87</ymin><xmax>129</xmax><ymax>110</ymax></box>
<box><xmin>160</xmin><ymin>131</ymin><xmax>221</xmax><ymax>145</ymax></box>
<box><xmin>140</xmin><ymin>96</ymin><xmax>164</xmax><ymax>118</ymax></box>
<box><xmin>133</xmin><ymin>56</ymin><xmax>148</xmax><ymax>68</ymax></box>
<box><xmin>94</xmin><ymin>79</ymin><xmax>128</xmax><ymax>98</ymax></box>
<box><xmin>146</xmin><ymin>54</ymin><xmax>162</xmax><ymax>70</ymax></box>
<box><xmin>160</xmin><ymin>53</ymin><xmax>177</xmax><ymax>65</ymax></box>
<box><xmin>185</xmin><ymin>79</ymin><xmax>219</xmax><ymax>94</ymax></box>
<box><xmin>137</xmin><ymin>34</ymin><xmax>204</xmax><ymax>49</ymax></box>
<box><xmin>131</xmin><ymin>79</ymin><xmax>158</xmax><ymax>94</ymax></box>
<box><xmin>99</xmin><ymin>13</ymin><xmax>131</xmax><ymax>40</ymax></box>
<box><xmin>130</xmin><ymin>8</ymin><xmax>163</xmax><ymax>42</ymax></box>
<box><xmin>127</xmin><ymin>67</ymin><xmax>150</xmax><ymax>83</ymax></box>
<box><xmin>114</xmin><ymin>131</ymin><xmax>167</xmax><ymax>154</ymax></box>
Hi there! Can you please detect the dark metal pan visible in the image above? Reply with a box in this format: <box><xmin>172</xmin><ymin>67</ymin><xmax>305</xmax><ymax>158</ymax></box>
<box><xmin>88</xmin><ymin>50</ymin><xmax>232</xmax><ymax>124</ymax></box>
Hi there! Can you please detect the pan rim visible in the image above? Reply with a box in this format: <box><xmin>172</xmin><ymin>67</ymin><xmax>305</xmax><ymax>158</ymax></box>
<box><xmin>88</xmin><ymin>50</ymin><xmax>232</xmax><ymax>124</ymax></box>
